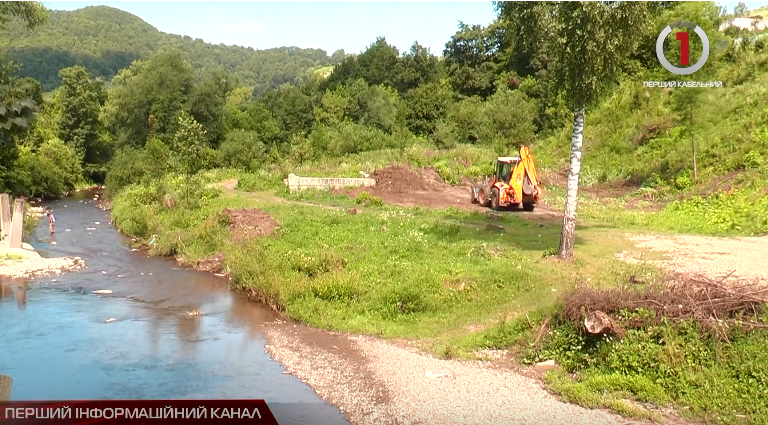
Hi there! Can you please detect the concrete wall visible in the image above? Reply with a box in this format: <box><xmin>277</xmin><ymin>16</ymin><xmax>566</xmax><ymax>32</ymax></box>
<box><xmin>0</xmin><ymin>193</ymin><xmax>9</xmax><ymax>241</ymax></box>
<box><xmin>285</xmin><ymin>173</ymin><xmax>376</xmax><ymax>193</ymax></box>
<box><xmin>9</xmin><ymin>199</ymin><xmax>25</xmax><ymax>249</ymax></box>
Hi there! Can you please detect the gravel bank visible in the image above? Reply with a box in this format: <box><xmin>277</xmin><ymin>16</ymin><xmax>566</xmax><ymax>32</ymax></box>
<box><xmin>264</xmin><ymin>322</ymin><xmax>632</xmax><ymax>425</ymax></box>
<box><xmin>0</xmin><ymin>255</ymin><xmax>85</xmax><ymax>279</ymax></box>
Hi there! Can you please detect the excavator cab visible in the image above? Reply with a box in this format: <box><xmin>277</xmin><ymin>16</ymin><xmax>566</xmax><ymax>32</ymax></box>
<box><xmin>471</xmin><ymin>146</ymin><xmax>542</xmax><ymax>212</ymax></box>
<box><xmin>495</xmin><ymin>157</ymin><xmax>518</xmax><ymax>184</ymax></box>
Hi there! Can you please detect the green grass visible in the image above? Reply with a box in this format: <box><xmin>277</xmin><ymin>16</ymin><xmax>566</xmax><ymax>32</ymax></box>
<box><xmin>1</xmin><ymin>254</ymin><xmax>24</xmax><ymax>262</ymax></box>
<box><xmin>543</xmin><ymin>177</ymin><xmax>768</xmax><ymax>236</ymax></box>
<box><xmin>111</xmin><ymin>171</ymin><xmax>648</xmax><ymax>346</ymax></box>
<box><xmin>531</xmin><ymin>319</ymin><xmax>768</xmax><ymax>425</ymax></box>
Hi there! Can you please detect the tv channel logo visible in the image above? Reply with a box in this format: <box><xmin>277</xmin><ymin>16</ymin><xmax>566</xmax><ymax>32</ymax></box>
<box><xmin>656</xmin><ymin>21</ymin><xmax>710</xmax><ymax>75</ymax></box>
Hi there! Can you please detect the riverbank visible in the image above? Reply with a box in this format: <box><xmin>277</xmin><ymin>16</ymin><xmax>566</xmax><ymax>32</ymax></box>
<box><xmin>109</xmin><ymin>171</ymin><xmax>768</xmax><ymax>425</ymax></box>
<box><xmin>0</xmin><ymin>241</ymin><xmax>86</xmax><ymax>279</ymax></box>
<box><xmin>262</xmin><ymin>319</ymin><xmax>635</xmax><ymax>425</ymax></box>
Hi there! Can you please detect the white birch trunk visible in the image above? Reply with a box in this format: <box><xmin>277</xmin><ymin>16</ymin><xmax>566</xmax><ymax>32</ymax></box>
<box><xmin>558</xmin><ymin>108</ymin><xmax>585</xmax><ymax>259</ymax></box>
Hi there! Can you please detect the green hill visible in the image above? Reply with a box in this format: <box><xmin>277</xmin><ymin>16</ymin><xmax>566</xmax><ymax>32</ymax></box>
<box><xmin>0</xmin><ymin>5</ymin><xmax>342</xmax><ymax>94</ymax></box>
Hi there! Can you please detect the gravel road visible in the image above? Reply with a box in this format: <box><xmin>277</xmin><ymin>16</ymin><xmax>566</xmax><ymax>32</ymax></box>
<box><xmin>264</xmin><ymin>321</ymin><xmax>633</xmax><ymax>425</ymax></box>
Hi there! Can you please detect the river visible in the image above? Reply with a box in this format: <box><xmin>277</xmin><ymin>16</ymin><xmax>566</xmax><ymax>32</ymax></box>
<box><xmin>0</xmin><ymin>189</ymin><xmax>348</xmax><ymax>425</ymax></box>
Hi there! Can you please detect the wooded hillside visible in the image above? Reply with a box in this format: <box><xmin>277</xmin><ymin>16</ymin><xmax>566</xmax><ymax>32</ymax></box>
<box><xmin>0</xmin><ymin>5</ymin><xmax>344</xmax><ymax>94</ymax></box>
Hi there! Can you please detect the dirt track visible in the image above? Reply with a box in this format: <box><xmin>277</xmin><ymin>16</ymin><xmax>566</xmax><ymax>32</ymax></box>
<box><xmin>618</xmin><ymin>233</ymin><xmax>768</xmax><ymax>283</ymax></box>
<box><xmin>264</xmin><ymin>321</ymin><xmax>636</xmax><ymax>425</ymax></box>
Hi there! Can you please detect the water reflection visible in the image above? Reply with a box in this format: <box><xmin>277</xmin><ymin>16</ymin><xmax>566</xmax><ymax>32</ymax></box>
<box><xmin>14</xmin><ymin>284</ymin><xmax>25</xmax><ymax>309</ymax></box>
<box><xmin>0</xmin><ymin>278</ymin><xmax>27</xmax><ymax>309</ymax></box>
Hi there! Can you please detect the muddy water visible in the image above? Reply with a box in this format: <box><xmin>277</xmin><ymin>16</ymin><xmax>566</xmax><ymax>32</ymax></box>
<box><xmin>0</xmin><ymin>189</ymin><xmax>347</xmax><ymax>425</ymax></box>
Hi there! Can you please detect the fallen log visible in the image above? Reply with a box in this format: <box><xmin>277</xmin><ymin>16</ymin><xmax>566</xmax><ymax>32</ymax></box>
<box><xmin>585</xmin><ymin>310</ymin><xmax>626</xmax><ymax>338</ymax></box>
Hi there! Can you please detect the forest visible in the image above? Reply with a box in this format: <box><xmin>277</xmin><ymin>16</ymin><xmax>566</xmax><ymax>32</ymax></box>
<box><xmin>2</xmin><ymin>1</ymin><xmax>766</xmax><ymax>216</ymax></box>
<box><xmin>0</xmin><ymin>5</ymin><xmax>344</xmax><ymax>93</ymax></box>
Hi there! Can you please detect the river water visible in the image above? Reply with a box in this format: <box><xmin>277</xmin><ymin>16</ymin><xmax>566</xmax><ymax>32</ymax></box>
<box><xmin>0</xmin><ymin>189</ymin><xmax>348</xmax><ymax>425</ymax></box>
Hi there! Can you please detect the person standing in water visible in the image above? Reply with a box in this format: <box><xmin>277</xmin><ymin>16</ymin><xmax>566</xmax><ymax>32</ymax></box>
<box><xmin>46</xmin><ymin>211</ymin><xmax>55</xmax><ymax>233</ymax></box>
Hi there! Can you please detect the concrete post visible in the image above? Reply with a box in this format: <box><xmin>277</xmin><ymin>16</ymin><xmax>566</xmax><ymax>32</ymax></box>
<box><xmin>8</xmin><ymin>199</ymin><xmax>25</xmax><ymax>249</ymax></box>
<box><xmin>0</xmin><ymin>193</ymin><xmax>10</xmax><ymax>241</ymax></box>
<box><xmin>0</xmin><ymin>374</ymin><xmax>11</xmax><ymax>401</ymax></box>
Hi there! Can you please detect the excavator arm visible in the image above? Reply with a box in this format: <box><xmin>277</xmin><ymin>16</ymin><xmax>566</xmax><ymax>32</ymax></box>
<box><xmin>508</xmin><ymin>146</ymin><xmax>542</xmax><ymax>208</ymax></box>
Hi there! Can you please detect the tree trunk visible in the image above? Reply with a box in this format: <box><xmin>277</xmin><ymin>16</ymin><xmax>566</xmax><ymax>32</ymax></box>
<box><xmin>690</xmin><ymin>106</ymin><xmax>697</xmax><ymax>180</ymax></box>
<box><xmin>557</xmin><ymin>108</ymin><xmax>585</xmax><ymax>259</ymax></box>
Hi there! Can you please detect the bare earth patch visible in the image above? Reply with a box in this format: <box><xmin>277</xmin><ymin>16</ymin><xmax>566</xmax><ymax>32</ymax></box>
<box><xmin>223</xmin><ymin>208</ymin><xmax>279</xmax><ymax>242</ymax></box>
<box><xmin>618</xmin><ymin>234</ymin><xmax>768</xmax><ymax>283</ymax></box>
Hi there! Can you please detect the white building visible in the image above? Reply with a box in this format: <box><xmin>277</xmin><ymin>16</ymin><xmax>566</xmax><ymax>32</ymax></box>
<box><xmin>719</xmin><ymin>17</ymin><xmax>768</xmax><ymax>31</ymax></box>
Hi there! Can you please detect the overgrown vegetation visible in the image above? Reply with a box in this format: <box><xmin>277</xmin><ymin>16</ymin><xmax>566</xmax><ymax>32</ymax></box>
<box><xmin>522</xmin><ymin>278</ymin><xmax>768</xmax><ymax>424</ymax></box>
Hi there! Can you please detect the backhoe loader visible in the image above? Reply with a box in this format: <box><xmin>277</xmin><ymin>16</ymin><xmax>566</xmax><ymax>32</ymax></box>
<box><xmin>470</xmin><ymin>145</ymin><xmax>542</xmax><ymax>211</ymax></box>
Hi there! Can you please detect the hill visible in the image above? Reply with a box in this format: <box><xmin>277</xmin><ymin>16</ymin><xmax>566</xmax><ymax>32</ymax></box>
<box><xmin>0</xmin><ymin>5</ymin><xmax>342</xmax><ymax>94</ymax></box>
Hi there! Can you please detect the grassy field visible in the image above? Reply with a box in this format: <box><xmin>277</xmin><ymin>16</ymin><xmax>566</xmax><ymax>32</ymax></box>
<box><xmin>113</xmin><ymin>172</ymin><xmax>651</xmax><ymax>343</ymax></box>
<box><xmin>109</xmin><ymin>117</ymin><xmax>768</xmax><ymax>425</ymax></box>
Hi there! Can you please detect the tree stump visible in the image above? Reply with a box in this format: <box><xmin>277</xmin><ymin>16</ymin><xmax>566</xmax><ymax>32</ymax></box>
<box><xmin>585</xmin><ymin>311</ymin><xmax>625</xmax><ymax>338</ymax></box>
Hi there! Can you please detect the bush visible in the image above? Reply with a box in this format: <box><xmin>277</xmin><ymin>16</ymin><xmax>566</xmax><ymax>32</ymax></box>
<box><xmin>11</xmin><ymin>138</ymin><xmax>84</xmax><ymax>197</ymax></box>
<box><xmin>217</xmin><ymin>130</ymin><xmax>266</xmax><ymax>170</ymax></box>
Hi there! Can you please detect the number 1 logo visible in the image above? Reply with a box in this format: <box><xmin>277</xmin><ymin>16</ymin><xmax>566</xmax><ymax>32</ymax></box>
<box><xmin>656</xmin><ymin>22</ymin><xmax>709</xmax><ymax>75</ymax></box>
<box><xmin>676</xmin><ymin>31</ymin><xmax>689</xmax><ymax>66</ymax></box>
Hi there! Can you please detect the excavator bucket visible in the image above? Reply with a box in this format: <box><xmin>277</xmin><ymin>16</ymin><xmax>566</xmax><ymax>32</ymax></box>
<box><xmin>518</xmin><ymin>145</ymin><xmax>541</xmax><ymax>199</ymax></box>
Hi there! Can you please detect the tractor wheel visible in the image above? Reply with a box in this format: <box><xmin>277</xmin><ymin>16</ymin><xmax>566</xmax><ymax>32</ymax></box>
<box><xmin>523</xmin><ymin>202</ymin><xmax>535</xmax><ymax>212</ymax></box>
<box><xmin>491</xmin><ymin>188</ymin><xmax>501</xmax><ymax>211</ymax></box>
<box><xmin>481</xmin><ymin>189</ymin><xmax>491</xmax><ymax>208</ymax></box>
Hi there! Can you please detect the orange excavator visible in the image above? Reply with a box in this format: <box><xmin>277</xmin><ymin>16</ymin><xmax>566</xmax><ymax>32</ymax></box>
<box><xmin>470</xmin><ymin>145</ymin><xmax>543</xmax><ymax>211</ymax></box>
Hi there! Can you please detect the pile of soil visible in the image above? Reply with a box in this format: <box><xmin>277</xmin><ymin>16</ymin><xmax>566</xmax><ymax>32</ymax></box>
<box><xmin>370</xmin><ymin>166</ymin><xmax>448</xmax><ymax>193</ymax></box>
<box><xmin>223</xmin><ymin>208</ymin><xmax>279</xmax><ymax>242</ymax></box>
<box><xmin>335</xmin><ymin>165</ymin><xmax>468</xmax><ymax>209</ymax></box>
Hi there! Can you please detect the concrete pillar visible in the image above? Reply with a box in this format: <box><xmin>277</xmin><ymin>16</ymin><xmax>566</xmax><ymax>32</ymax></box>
<box><xmin>0</xmin><ymin>193</ymin><xmax>10</xmax><ymax>241</ymax></box>
<box><xmin>8</xmin><ymin>199</ymin><xmax>25</xmax><ymax>249</ymax></box>
<box><xmin>0</xmin><ymin>374</ymin><xmax>11</xmax><ymax>401</ymax></box>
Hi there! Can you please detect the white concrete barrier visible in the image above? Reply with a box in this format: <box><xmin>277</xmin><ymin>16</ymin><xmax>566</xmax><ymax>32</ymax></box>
<box><xmin>285</xmin><ymin>173</ymin><xmax>376</xmax><ymax>193</ymax></box>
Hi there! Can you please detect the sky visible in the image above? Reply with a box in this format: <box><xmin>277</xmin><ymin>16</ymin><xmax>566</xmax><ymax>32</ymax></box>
<box><xmin>46</xmin><ymin>1</ymin><xmax>499</xmax><ymax>55</ymax></box>
<box><xmin>45</xmin><ymin>1</ymin><xmax>768</xmax><ymax>56</ymax></box>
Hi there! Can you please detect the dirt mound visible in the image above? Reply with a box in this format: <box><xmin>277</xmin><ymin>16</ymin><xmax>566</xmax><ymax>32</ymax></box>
<box><xmin>370</xmin><ymin>165</ymin><xmax>447</xmax><ymax>193</ymax></box>
<box><xmin>223</xmin><ymin>208</ymin><xmax>278</xmax><ymax>242</ymax></box>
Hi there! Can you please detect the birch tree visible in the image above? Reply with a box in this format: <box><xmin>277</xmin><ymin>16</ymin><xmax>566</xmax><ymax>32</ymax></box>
<box><xmin>497</xmin><ymin>1</ymin><xmax>657</xmax><ymax>259</ymax></box>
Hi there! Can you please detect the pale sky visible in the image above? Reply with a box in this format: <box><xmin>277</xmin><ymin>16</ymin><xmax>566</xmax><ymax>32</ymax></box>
<box><xmin>44</xmin><ymin>1</ymin><xmax>768</xmax><ymax>56</ymax></box>
<box><xmin>45</xmin><ymin>1</ymin><xmax>499</xmax><ymax>55</ymax></box>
